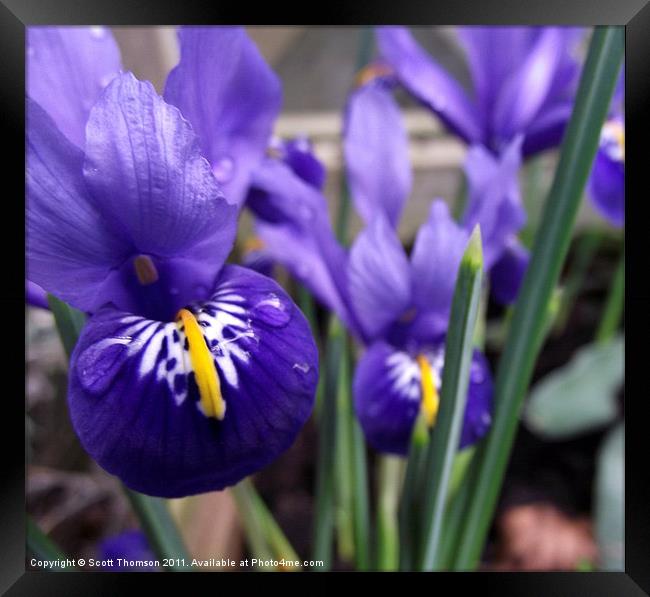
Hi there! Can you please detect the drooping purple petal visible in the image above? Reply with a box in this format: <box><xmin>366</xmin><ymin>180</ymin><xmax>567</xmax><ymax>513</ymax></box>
<box><xmin>492</xmin><ymin>29</ymin><xmax>565</xmax><ymax>145</ymax></box>
<box><xmin>84</xmin><ymin>72</ymin><xmax>237</xmax><ymax>269</ymax></box>
<box><xmin>376</xmin><ymin>27</ymin><xmax>482</xmax><ymax>144</ymax></box>
<box><xmin>353</xmin><ymin>342</ymin><xmax>421</xmax><ymax>455</ymax></box>
<box><xmin>521</xmin><ymin>100</ymin><xmax>573</xmax><ymax>156</ymax></box>
<box><xmin>27</xmin><ymin>26</ymin><xmax>122</xmax><ymax>148</ymax></box>
<box><xmin>353</xmin><ymin>341</ymin><xmax>493</xmax><ymax>456</ymax></box>
<box><xmin>68</xmin><ymin>265</ymin><xmax>317</xmax><ymax>497</ymax></box>
<box><xmin>347</xmin><ymin>215</ymin><xmax>412</xmax><ymax>339</ymax></box>
<box><xmin>343</xmin><ymin>79</ymin><xmax>412</xmax><ymax>228</ymax></box>
<box><xmin>26</xmin><ymin>99</ymin><xmax>129</xmax><ymax>312</ymax></box>
<box><xmin>462</xmin><ymin>137</ymin><xmax>526</xmax><ymax>269</ymax></box>
<box><xmin>164</xmin><ymin>27</ymin><xmax>282</xmax><ymax>207</ymax></box>
<box><xmin>489</xmin><ymin>238</ymin><xmax>530</xmax><ymax>306</ymax></box>
<box><xmin>99</xmin><ymin>531</ymin><xmax>158</xmax><ymax>571</ymax></box>
<box><xmin>409</xmin><ymin>200</ymin><xmax>469</xmax><ymax>338</ymax></box>
<box><xmin>26</xmin><ymin>280</ymin><xmax>49</xmax><ymax>310</ymax></box>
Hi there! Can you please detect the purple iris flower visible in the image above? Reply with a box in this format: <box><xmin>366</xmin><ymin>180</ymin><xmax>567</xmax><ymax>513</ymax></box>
<box><xmin>252</xmin><ymin>77</ymin><xmax>495</xmax><ymax>455</ymax></box>
<box><xmin>376</xmin><ymin>26</ymin><xmax>584</xmax><ymax>157</ymax></box>
<box><xmin>588</xmin><ymin>70</ymin><xmax>624</xmax><ymax>227</ymax></box>
<box><xmin>99</xmin><ymin>530</ymin><xmax>158</xmax><ymax>571</ymax></box>
<box><xmin>27</xmin><ymin>30</ymin><xmax>318</xmax><ymax>497</ymax></box>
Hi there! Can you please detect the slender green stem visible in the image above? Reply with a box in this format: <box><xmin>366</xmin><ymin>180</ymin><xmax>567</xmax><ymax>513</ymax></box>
<box><xmin>46</xmin><ymin>294</ymin><xmax>86</xmax><ymax>358</ymax></box>
<box><xmin>334</xmin><ymin>338</ymin><xmax>355</xmax><ymax>562</ymax></box>
<box><xmin>398</xmin><ymin>414</ymin><xmax>428</xmax><ymax>570</ymax></box>
<box><xmin>520</xmin><ymin>155</ymin><xmax>547</xmax><ymax>249</ymax></box>
<box><xmin>418</xmin><ymin>228</ymin><xmax>484</xmax><ymax>571</ymax></box>
<box><xmin>232</xmin><ymin>478</ymin><xmax>300</xmax><ymax>569</ymax></box>
<box><xmin>124</xmin><ymin>489</ymin><xmax>190</xmax><ymax>571</ymax></box>
<box><xmin>596</xmin><ymin>251</ymin><xmax>624</xmax><ymax>344</ymax></box>
<box><xmin>312</xmin><ymin>317</ymin><xmax>344</xmax><ymax>569</ymax></box>
<box><xmin>453</xmin><ymin>27</ymin><xmax>624</xmax><ymax>570</ymax></box>
<box><xmin>376</xmin><ymin>456</ymin><xmax>403</xmax><ymax>570</ymax></box>
<box><xmin>27</xmin><ymin>516</ymin><xmax>70</xmax><ymax>567</ymax></box>
<box><xmin>351</xmin><ymin>415</ymin><xmax>371</xmax><ymax>570</ymax></box>
<box><xmin>553</xmin><ymin>230</ymin><xmax>602</xmax><ymax>335</ymax></box>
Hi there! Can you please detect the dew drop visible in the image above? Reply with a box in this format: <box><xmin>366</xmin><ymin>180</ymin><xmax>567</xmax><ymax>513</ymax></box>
<box><xmin>90</xmin><ymin>26</ymin><xmax>106</xmax><ymax>39</ymax></box>
<box><xmin>293</xmin><ymin>362</ymin><xmax>311</xmax><ymax>374</ymax></box>
<box><xmin>213</xmin><ymin>156</ymin><xmax>235</xmax><ymax>184</ymax></box>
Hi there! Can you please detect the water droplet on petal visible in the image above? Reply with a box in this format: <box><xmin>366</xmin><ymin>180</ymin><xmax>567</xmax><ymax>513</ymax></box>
<box><xmin>90</xmin><ymin>26</ymin><xmax>107</xmax><ymax>39</ymax></box>
<box><xmin>293</xmin><ymin>362</ymin><xmax>311</xmax><ymax>374</ymax></box>
<box><xmin>213</xmin><ymin>156</ymin><xmax>235</xmax><ymax>184</ymax></box>
<box><xmin>252</xmin><ymin>293</ymin><xmax>290</xmax><ymax>327</ymax></box>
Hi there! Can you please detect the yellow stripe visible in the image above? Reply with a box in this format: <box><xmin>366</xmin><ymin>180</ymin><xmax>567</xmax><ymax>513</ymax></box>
<box><xmin>416</xmin><ymin>354</ymin><xmax>439</xmax><ymax>428</ymax></box>
<box><xmin>176</xmin><ymin>309</ymin><xmax>226</xmax><ymax>420</ymax></box>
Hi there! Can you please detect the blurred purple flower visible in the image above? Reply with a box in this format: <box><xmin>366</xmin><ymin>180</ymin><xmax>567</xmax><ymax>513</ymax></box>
<box><xmin>99</xmin><ymin>530</ymin><xmax>158</xmax><ymax>571</ymax></box>
<box><xmin>252</xmin><ymin>79</ymin><xmax>495</xmax><ymax>455</ymax></box>
<box><xmin>27</xmin><ymin>31</ymin><xmax>318</xmax><ymax>496</ymax></box>
<box><xmin>588</xmin><ymin>70</ymin><xmax>624</xmax><ymax>227</ymax></box>
<box><xmin>376</xmin><ymin>26</ymin><xmax>585</xmax><ymax>157</ymax></box>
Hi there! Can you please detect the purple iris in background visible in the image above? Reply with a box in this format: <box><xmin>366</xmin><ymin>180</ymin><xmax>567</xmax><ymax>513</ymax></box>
<box><xmin>99</xmin><ymin>530</ymin><xmax>158</xmax><ymax>571</ymax></box>
<box><xmin>27</xmin><ymin>28</ymin><xmax>318</xmax><ymax>497</ymax></box>
<box><xmin>376</xmin><ymin>26</ymin><xmax>584</xmax><ymax>157</ymax></box>
<box><xmin>588</xmin><ymin>70</ymin><xmax>624</xmax><ymax>227</ymax></box>
<box><xmin>250</xmin><ymin>76</ymin><xmax>500</xmax><ymax>455</ymax></box>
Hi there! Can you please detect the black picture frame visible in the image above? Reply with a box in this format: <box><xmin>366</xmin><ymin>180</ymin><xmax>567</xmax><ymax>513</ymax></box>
<box><xmin>5</xmin><ymin>0</ymin><xmax>648</xmax><ymax>593</ymax></box>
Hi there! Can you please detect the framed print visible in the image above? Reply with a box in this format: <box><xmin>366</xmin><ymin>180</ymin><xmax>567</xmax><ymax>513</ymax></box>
<box><xmin>3</xmin><ymin>0</ymin><xmax>648</xmax><ymax>593</ymax></box>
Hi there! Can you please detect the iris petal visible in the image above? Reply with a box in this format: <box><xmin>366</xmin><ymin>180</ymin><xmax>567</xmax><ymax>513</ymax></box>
<box><xmin>27</xmin><ymin>26</ymin><xmax>122</xmax><ymax>148</ymax></box>
<box><xmin>376</xmin><ymin>27</ymin><xmax>482</xmax><ymax>144</ymax></box>
<box><xmin>164</xmin><ymin>27</ymin><xmax>282</xmax><ymax>207</ymax></box>
<box><xmin>347</xmin><ymin>215</ymin><xmax>412</xmax><ymax>340</ymax></box>
<box><xmin>462</xmin><ymin>137</ymin><xmax>526</xmax><ymax>269</ymax></box>
<box><xmin>26</xmin><ymin>99</ymin><xmax>129</xmax><ymax>312</ymax></box>
<box><xmin>68</xmin><ymin>265</ymin><xmax>318</xmax><ymax>497</ymax></box>
<box><xmin>353</xmin><ymin>341</ymin><xmax>493</xmax><ymax>455</ymax></box>
<box><xmin>343</xmin><ymin>80</ymin><xmax>412</xmax><ymax>228</ymax></box>
<box><xmin>409</xmin><ymin>201</ymin><xmax>469</xmax><ymax>339</ymax></box>
<box><xmin>84</xmin><ymin>72</ymin><xmax>237</xmax><ymax>268</ymax></box>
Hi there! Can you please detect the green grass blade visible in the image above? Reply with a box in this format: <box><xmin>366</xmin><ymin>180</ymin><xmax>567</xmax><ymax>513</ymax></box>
<box><xmin>46</xmin><ymin>294</ymin><xmax>86</xmax><ymax>358</ymax></box>
<box><xmin>596</xmin><ymin>251</ymin><xmax>624</xmax><ymax>344</ymax></box>
<box><xmin>453</xmin><ymin>26</ymin><xmax>624</xmax><ymax>570</ymax></box>
<box><xmin>27</xmin><ymin>516</ymin><xmax>70</xmax><ymax>568</ymax></box>
<box><xmin>376</xmin><ymin>455</ymin><xmax>404</xmax><ymax>570</ymax></box>
<box><xmin>351</xmin><ymin>415</ymin><xmax>371</xmax><ymax>570</ymax></box>
<box><xmin>312</xmin><ymin>317</ymin><xmax>344</xmax><ymax>569</ymax></box>
<box><xmin>418</xmin><ymin>227</ymin><xmax>484</xmax><ymax>570</ymax></box>
<box><xmin>123</xmin><ymin>489</ymin><xmax>190</xmax><ymax>571</ymax></box>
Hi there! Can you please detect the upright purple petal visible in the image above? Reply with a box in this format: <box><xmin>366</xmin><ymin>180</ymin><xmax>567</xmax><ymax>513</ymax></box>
<box><xmin>458</xmin><ymin>27</ymin><xmax>537</xmax><ymax>130</ymax></box>
<box><xmin>27</xmin><ymin>26</ymin><xmax>122</xmax><ymax>147</ymax></box>
<box><xmin>164</xmin><ymin>27</ymin><xmax>282</xmax><ymax>207</ymax></box>
<box><xmin>84</xmin><ymin>73</ymin><xmax>237</xmax><ymax>270</ymax></box>
<box><xmin>347</xmin><ymin>216</ymin><xmax>412</xmax><ymax>339</ymax></box>
<box><xmin>26</xmin><ymin>99</ymin><xmax>128</xmax><ymax>312</ymax></box>
<box><xmin>69</xmin><ymin>265</ymin><xmax>317</xmax><ymax>497</ymax></box>
<box><xmin>492</xmin><ymin>29</ymin><xmax>564</xmax><ymax>145</ymax></box>
<box><xmin>409</xmin><ymin>201</ymin><xmax>469</xmax><ymax>337</ymax></box>
<box><xmin>376</xmin><ymin>27</ymin><xmax>482</xmax><ymax>144</ymax></box>
<box><xmin>489</xmin><ymin>238</ymin><xmax>530</xmax><ymax>305</ymax></box>
<box><xmin>462</xmin><ymin>137</ymin><xmax>526</xmax><ymax>269</ymax></box>
<box><xmin>343</xmin><ymin>80</ymin><xmax>412</xmax><ymax>227</ymax></box>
